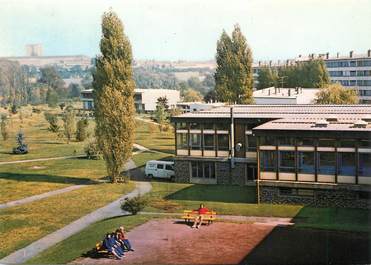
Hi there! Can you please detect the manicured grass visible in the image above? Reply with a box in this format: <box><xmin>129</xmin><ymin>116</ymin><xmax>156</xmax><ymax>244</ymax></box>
<box><xmin>27</xmin><ymin>214</ymin><xmax>164</xmax><ymax>264</ymax></box>
<box><xmin>294</xmin><ymin>207</ymin><xmax>371</xmax><ymax>232</ymax></box>
<box><xmin>132</xmin><ymin>151</ymin><xmax>173</xmax><ymax>168</ymax></box>
<box><xmin>144</xmin><ymin>182</ymin><xmax>302</xmax><ymax>217</ymax></box>
<box><xmin>0</xmin><ymin>158</ymin><xmax>107</xmax><ymax>203</ymax></box>
<box><xmin>0</xmin><ymin>182</ymin><xmax>135</xmax><ymax>259</ymax></box>
<box><xmin>135</xmin><ymin>120</ymin><xmax>174</xmax><ymax>154</ymax></box>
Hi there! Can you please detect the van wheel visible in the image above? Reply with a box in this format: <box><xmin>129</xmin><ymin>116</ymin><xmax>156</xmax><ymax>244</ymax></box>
<box><xmin>170</xmin><ymin>176</ymin><xmax>175</xmax><ymax>182</ymax></box>
<box><xmin>147</xmin><ymin>174</ymin><xmax>153</xmax><ymax>178</ymax></box>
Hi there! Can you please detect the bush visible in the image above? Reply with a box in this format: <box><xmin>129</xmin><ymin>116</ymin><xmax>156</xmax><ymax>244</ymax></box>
<box><xmin>120</xmin><ymin>195</ymin><xmax>148</xmax><ymax>215</ymax></box>
<box><xmin>76</xmin><ymin>118</ymin><xmax>89</xmax><ymax>142</ymax></box>
<box><xmin>44</xmin><ymin>112</ymin><xmax>60</xmax><ymax>133</ymax></box>
<box><xmin>84</xmin><ymin>140</ymin><xmax>102</xmax><ymax>159</ymax></box>
<box><xmin>1</xmin><ymin>114</ymin><xmax>9</xmax><ymax>141</ymax></box>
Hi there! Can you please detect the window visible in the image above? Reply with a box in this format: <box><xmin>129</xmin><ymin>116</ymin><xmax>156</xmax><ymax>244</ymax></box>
<box><xmin>216</xmin><ymin>123</ymin><xmax>229</xmax><ymax>130</ymax></box>
<box><xmin>298</xmin><ymin>152</ymin><xmax>315</xmax><ymax>174</ymax></box>
<box><xmin>260</xmin><ymin>136</ymin><xmax>276</xmax><ymax>146</ymax></box>
<box><xmin>279</xmin><ymin>188</ymin><xmax>314</xmax><ymax>197</ymax></box>
<box><xmin>278</xmin><ymin>137</ymin><xmax>295</xmax><ymax>146</ymax></box>
<box><xmin>191</xmin><ymin>161</ymin><xmax>215</xmax><ymax>179</ymax></box>
<box><xmin>359</xmin><ymin>153</ymin><xmax>371</xmax><ymax>177</ymax></box>
<box><xmin>217</xmin><ymin>134</ymin><xmax>229</xmax><ymax>151</ymax></box>
<box><xmin>340</xmin><ymin>140</ymin><xmax>355</xmax><ymax>148</ymax></box>
<box><xmin>190</xmin><ymin>122</ymin><xmax>201</xmax><ymax>130</ymax></box>
<box><xmin>203</xmin><ymin>134</ymin><xmax>215</xmax><ymax>150</ymax></box>
<box><xmin>203</xmin><ymin>123</ymin><xmax>214</xmax><ymax>130</ymax></box>
<box><xmin>165</xmin><ymin>164</ymin><xmax>174</xmax><ymax>171</ymax></box>
<box><xmin>279</xmin><ymin>151</ymin><xmax>295</xmax><ymax>173</ymax></box>
<box><xmin>176</xmin><ymin>133</ymin><xmax>188</xmax><ymax>149</ymax></box>
<box><xmin>190</xmin><ymin>133</ymin><xmax>201</xmax><ymax>150</ymax></box>
<box><xmin>318</xmin><ymin>152</ymin><xmax>336</xmax><ymax>175</ymax></box>
<box><xmin>360</xmin><ymin>140</ymin><xmax>371</xmax><ymax>148</ymax></box>
<box><xmin>338</xmin><ymin>152</ymin><xmax>356</xmax><ymax>176</ymax></box>
<box><xmin>318</xmin><ymin>139</ymin><xmax>335</xmax><ymax>147</ymax></box>
<box><xmin>260</xmin><ymin>151</ymin><xmax>276</xmax><ymax>172</ymax></box>
<box><xmin>297</xmin><ymin>138</ymin><xmax>314</xmax><ymax>146</ymax></box>
<box><xmin>246</xmin><ymin>135</ymin><xmax>257</xmax><ymax>152</ymax></box>
<box><xmin>157</xmin><ymin>164</ymin><xmax>164</xmax><ymax>169</ymax></box>
<box><xmin>177</xmin><ymin>122</ymin><xmax>187</xmax><ymax>130</ymax></box>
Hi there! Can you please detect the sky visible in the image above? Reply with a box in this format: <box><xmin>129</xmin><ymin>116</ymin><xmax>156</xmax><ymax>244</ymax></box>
<box><xmin>0</xmin><ymin>0</ymin><xmax>370</xmax><ymax>61</ymax></box>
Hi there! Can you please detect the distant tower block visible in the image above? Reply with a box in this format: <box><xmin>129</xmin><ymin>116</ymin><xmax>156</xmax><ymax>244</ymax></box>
<box><xmin>25</xmin><ymin>44</ymin><xmax>43</xmax><ymax>57</ymax></box>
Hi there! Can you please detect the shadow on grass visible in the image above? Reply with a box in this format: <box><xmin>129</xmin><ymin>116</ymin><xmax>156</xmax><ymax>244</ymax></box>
<box><xmin>0</xmin><ymin>172</ymin><xmax>98</xmax><ymax>185</ymax></box>
<box><xmin>239</xmin><ymin>225</ymin><xmax>371</xmax><ymax>265</ymax></box>
<box><xmin>166</xmin><ymin>185</ymin><xmax>257</xmax><ymax>203</ymax></box>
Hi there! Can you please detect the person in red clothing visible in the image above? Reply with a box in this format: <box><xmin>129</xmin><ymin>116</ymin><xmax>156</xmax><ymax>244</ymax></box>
<box><xmin>192</xmin><ymin>203</ymin><xmax>209</xmax><ymax>229</ymax></box>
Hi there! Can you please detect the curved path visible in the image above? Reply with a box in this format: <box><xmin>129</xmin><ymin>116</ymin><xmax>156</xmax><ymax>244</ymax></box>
<box><xmin>0</xmin><ymin>181</ymin><xmax>152</xmax><ymax>264</ymax></box>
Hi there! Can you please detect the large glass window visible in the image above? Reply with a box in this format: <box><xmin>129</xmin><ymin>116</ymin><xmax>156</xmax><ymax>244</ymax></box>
<box><xmin>190</xmin><ymin>122</ymin><xmax>201</xmax><ymax>130</ymax></box>
<box><xmin>191</xmin><ymin>161</ymin><xmax>215</xmax><ymax>179</ymax></box>
<box><xmin>190</xmin><ymin>133</ymin><xmax>201</xmax><ymax>150</ymax></box>
<box><xmin>297</xmin><ymin>138</ymin><xmax>314</xmax><ymax>147</ymax></box>
<box><xmin>278</xmin><ymin>137</ymin><xmax>295</xmax><ymax>146</ymax></box>
<box><xmin>360</xmin><ymin>140</ymin><xmax>371</xmax><ymax>148</ymax></box>
<box><xmin>176</xmin><ymin>133</ymin><xmax>188</xmax><ymax>149</ymax></box>
<box><xmin>318</xmin><ymin>139</ymin><xmax>335</xmax><ymax>147</ymax></box>
<box><xmin>203</xmin><ymin>123</ymin><xmax>214</xmax><ymax>130</ymax></box>
<box><xmin>359</xmin><ymin>153</ymin><xmax>371</xmax><ymax>177</ymax></box>
<box><xmin>191</xmin><ymin>161</ymin><xmax>202</xmax><ymax>178</ymax></box>
<box><xmin>279</xmin><ymin>151</ymin><xmax>295</xmax><ymax>173</ymax></box>
<box><xmin>318</xmin><ymin>152</ymin><xmax>336</xmax><ymax>175</ymax></box>
<box><xmin>246</xmin><ymin>135</ymin><xmax>257</xmax><ymax>152</ymax></box>
<box><xmin>260</xmin><ymin>151</ymin><xmax>276</xmax><ymax>172</ymax></box>
<box><xmin>177</xmin><ymin>122</ymin><xmax>187</xmax><ymax>130</ymax></box>
<box><xmin>338</xmin><ymin>152</ymin><xmax>356</xmax><ymax>176</ymax></box>
<box><xmin>298</xmin><ymin>152</ymin><xmax>315</xmax><ymax>174</ymax></box>
<box><xmin>340</xmin><ymin>140</ymin><xmax>355</xmax><ymax>148</ymax></box>
<box><xmin>216</xmin><ymin>123</ymin><xmax>229</xmax><ymax>130</ymax></box>
<box><xmin>260</xmin><ymin>136</ymin><xmax>276</xmax><ymax>146</ymax></box>
<box><xmin>203</xmin><ymin>162</ymin><xmax>215</xmax><ymax>179</ymax></box>
<box><xmin>217</xmin><ymin>134</ymin><xmax>229</xmax><ymax>151</ymax></box>
<box><xmin>203</xmin><ymin>134</ymin><xmax>215</xmax><ymax>150</ymax></box>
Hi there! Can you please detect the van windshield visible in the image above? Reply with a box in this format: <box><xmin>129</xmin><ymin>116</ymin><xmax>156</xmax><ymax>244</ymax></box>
<box><xmin>165</xmin><ymin>165</ymin><xmax>174</xmax><ymax>171</ymax></box>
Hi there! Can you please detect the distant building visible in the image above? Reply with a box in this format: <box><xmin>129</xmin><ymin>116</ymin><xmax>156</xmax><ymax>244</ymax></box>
<box><xmin>171</xmin><ymin>104</ymin><xmax>371</xmax><ymax>209</ymax></box>
<box><xmin>25</xmin><ymin>44</ymin><xmax>43</xmax><ymax>57</ymax></box>
<box><xmin>2</xmin><ymin>55</ymin><xmax>92</xmax><ymax>68</ymax></box>
<box><xmin>81</xmin><ymin>88</ymin><xmax>180</xmax><ymax>112</ymax></box>
<box><xmin>176</xmin><ymin>102</ymin><xmax>225</xmax><ymax>113</ymax></box>
<box><xmin>253</xmin><ymin>49</ymin><xmax>371</xmax><ymax>104</ymax></box>
<box><xmin>253</xmin><ymin>87</ymin><xmax>319</xmax><ymax>104</ymax></box>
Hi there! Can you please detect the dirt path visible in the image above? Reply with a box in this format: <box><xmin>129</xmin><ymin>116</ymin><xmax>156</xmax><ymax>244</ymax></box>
<box><xmin>74</xmin><ymin>219</ymin><xmax>275</xmax><ymax>265</ymax></box>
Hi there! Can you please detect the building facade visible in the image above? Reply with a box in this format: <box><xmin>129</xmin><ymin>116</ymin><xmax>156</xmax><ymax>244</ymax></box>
<box><xmin>253</xmin><ymin>50</ymin><xmax>371</xmax><ymax>103</ymax></box>
<box><xmin>253</xmin><ymin>87</ymin><xmax>319</xmax><ymax>104</ymax></box>
<box><xmin>171</xmin><ymin>105</ymin><xmax>371</xmax><ymax>209</ymax></box>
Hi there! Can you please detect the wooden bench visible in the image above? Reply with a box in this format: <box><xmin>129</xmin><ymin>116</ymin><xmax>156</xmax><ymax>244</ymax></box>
<box><xmin>181</xmin><ymin>210</ymin><xmax>217</xmax><ymax>225</ymax></box>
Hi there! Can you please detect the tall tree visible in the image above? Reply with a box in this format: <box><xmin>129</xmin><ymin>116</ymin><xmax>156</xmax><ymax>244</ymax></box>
<box><xmin>215</xmin><ymin>25</ymin><xmax>254</xmax><ymax>104</ymax></box>
<box><xmin>93</xmin><ymin>11</ymin><xmax>135</xmax><ymax>183</ymax></box>
<box><xmin>46</xmin><ymin>88</ymin><xmax>59</xmax><ymax>107</ymax></box>
<box><xmin>182</xmin><ymin>88</ymin><xmax>203</xmax><ymax>102</ymax></box>
<box><xmin>257</xmin><ymin>67</ymin><xmax>279</xmax><ymax>89</ymax></box>
<box><xmin>62</xmin><ymin>105</ymin><xmax>76</xmax><ymax>144</ymax></box>
<box><xmin>1</xmin><ymin>114</ymin><xmax>9</xmax><ymax>141</ymax></box>
<box><xmin>314</xmin><ymin>83</ymin><xmax>359</xmax><ymax>104</ymax></box>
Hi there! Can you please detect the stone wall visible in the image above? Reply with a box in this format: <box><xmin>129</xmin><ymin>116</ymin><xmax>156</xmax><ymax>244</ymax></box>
<box><xmin>260</xmin><ymin>186</ymin><xmax>371</xmax><ymax>209</ymax></box>
<box><xmin>216</xmin><ymin>162</ymin><xmax>230</xmax><ymax>184</ymax></box>
<box><xmin>174</xmin><ymin>160</ymin><xmax>190</xmax><ymax>183</ymax></box>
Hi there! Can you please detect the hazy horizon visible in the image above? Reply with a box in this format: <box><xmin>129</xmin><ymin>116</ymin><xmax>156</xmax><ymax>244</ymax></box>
<box><xmin>1</xmin><ymin>0</ymin><xmax>370</xmax><ymax>61</ymax></box>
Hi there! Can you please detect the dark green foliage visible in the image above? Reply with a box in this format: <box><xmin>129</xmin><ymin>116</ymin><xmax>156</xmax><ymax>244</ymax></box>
<box><xmin>156</xmin><ymin>96</ymin><xmax>169</xmax><ymax>110</ymax></box>
<box><xmin>277</xmin><ymin>59</ymin><xmax>330</xmax><ymax>88</ymax></box>
<box><xmin>59</xmin><ymin>103</ymin><xmax>66</xmax><ymax>110</ymax></box>
<box><xmin>62</xmin><ymin>105</ymin><xmax>76</xmax><ymax>143</ymax></box>
<box><xmin>13</xmin><ymin>131</ymin><xmax>28</xmax><ymax>154</ymax></box>
<box><xmin>11</xmin><ymin>104</ymin><xmax>17</xmax><ymax>114</ymax></box>
<box><xmin>257</xmin><ymin>67</ymin><xmax>279</xmax><ymax>89</ymax></box>
<box><xmin>204</xmin><ymin>89</ymin><xmax>217</xmax><ymax>103</ymax></box>
<box><xmin>215</xmin><ymin>25</ymin><xmax>254</xmax><ymax>104</ymax></box>
<box><xmin>68</xmin><ymin>83</ymin><xmax>82</xmax><ymax>98</ymax></box>
<box><xmin>76</xmin><ymin>118</ymin><xmax>89</xmax><ymax>142</ymax></box>
<box><xmin>46</xmin><ymin>88</ymin><xmax>59</xmax><ymax>108</ymax></box>
<box><xmin>120</xmin><ymin>195</ymin><xmax>148</xmax><ymax>215</ymax></box>
<box><xmin>44</xmin><ymin>112</ymin><xmax>60</xmax><ymax>133</ymax></box>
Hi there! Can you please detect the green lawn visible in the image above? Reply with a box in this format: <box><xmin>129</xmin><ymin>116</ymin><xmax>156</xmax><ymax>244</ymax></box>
<box><xmin>0</xmin><ymin>182</ymin><xmax>135</xmax><ymax>259</ymax></box>
<box><xmin>135</xmin><ymin>119</ymin><xmax>174</xmax><ymax>154</ymax></box>
<box><xmin>27</xmin><ymin>214</ymin><xmax>166</xmax><ymax>264</ymax></box>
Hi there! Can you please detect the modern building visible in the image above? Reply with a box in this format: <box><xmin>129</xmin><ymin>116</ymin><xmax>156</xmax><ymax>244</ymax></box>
<box><xmin>253</xmin><ymin>50</ymin><xmax>371</xmax><ymax>103</ymax></box>
<box><xmin>176</xmin><ymin>102</ymin><xmax>225</xmax><ymax>113</ymax></box>
<box><xmin>2</xmin><ymin>55</ymin><xmax>92</xmax><ymax>68</ymax></box>
<box><xmin>25</xmin><ymin>44</ymin><xmax>43</xmax><ymax>57</ymax></box>
<box><xmin>81</xmin><ymin>88</ymin><xmax>180</xmax><ymax>112</ymax></box>
<box><xmin>253</xmin><ymin>87</ymin><xmax>319</xmax><ymax>104</ymax></box>
<box><xmin>171</xmin><ymin>105</ymin><xmax>371</xmax><ymax>209</ymax></box>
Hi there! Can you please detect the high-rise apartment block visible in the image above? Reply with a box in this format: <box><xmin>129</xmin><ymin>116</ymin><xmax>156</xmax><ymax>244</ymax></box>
<box><xmin>25</xmin><ymin>44</ymin><xmax>43</xmax><ymax>57</ymax></box>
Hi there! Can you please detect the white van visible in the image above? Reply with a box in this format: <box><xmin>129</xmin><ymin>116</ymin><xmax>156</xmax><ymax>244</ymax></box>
<box><xmin>145</xmin><ymin>160</ymin><xmax>175</xmax><ymax>181</ymax></box>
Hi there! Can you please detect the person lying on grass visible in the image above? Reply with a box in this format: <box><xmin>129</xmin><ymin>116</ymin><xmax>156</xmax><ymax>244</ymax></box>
<box><xmin>103</xmin><ymin>233</ymin><xmax>125</xmax><ymax>259</ymax></box>
<box><xmin>192</xmin><ymin>203</ymin><xmax>209</xmax><ymax>229</ymax></box>
<box><xmin>116</xmin><ymin>226</ymin><xmax>135</xmax><ymax>252</ymax></box>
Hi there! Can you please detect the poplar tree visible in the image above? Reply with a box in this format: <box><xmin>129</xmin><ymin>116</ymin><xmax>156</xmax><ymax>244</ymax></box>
<box><xmin>215</xmin><ymin>25</ymin><xmax>254</xmax><ymax>104</ymax></box>
<box><xmin>93</xmin><ymin>11</ymin><xmax>135</xmax><ymax>183</ymax></box>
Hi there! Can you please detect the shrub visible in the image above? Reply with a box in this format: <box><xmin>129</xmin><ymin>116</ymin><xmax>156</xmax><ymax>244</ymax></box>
<box><xmin>76</xmin><ymin>118</ymin><xmax>89</xmax><ymax>142</ymax></box>
<box><xmin>120</xmin><ymin>195</ymin><xmax>148</xmax><ymax>215</ymax></box>
<box><xmin>1</xmin><ymin>114</ymin><xmax>9</xmax><ymax>141</ymax></box>
<box><xmin>84</xmin><ymin>140</ymin><xmax>102</xmax><ymax>159</ymax></box>
<box><xmin>11</xmin><ymin>104</ymin><xmax>17</xmax><ymax>114</ymax></box>
<box><xmin>44</xmin><ymin>112</ymin><xmax>60</xmax><ymax>133</ymax></box>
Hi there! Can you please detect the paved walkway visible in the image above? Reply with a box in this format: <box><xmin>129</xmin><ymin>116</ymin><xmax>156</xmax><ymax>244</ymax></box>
<box><xmin>0</xmin><ymin>155</ymin><xmax>86</xmax><ymax>165</ymax></box>
<box><xmin>0</xmin><ymin>181</ymin><xmax>152</xmax><ymax>264</ymax></box>
<box><xmin>139</xmin><ymin>212</ymin><xmax>294</xmax><ymax>226</ymax></box>
<box><xmin>0</xmin><ymin>185</ymin><xmax>87</xmax><ymax>210</ymax></box>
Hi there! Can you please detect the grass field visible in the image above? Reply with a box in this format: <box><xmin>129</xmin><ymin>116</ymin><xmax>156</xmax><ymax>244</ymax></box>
<box><xmin>27</xmin><ymin>214</ymin><xmax>166</xmax><ymax>264</ymax></box>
